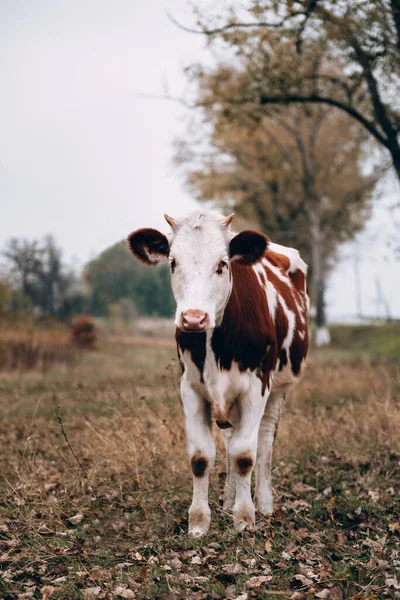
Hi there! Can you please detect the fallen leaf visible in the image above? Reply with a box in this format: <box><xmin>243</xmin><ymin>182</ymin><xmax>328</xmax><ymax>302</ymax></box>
<box><xmin>114</xmin><ymin>586</ymin><xmax>136</xmax><ymax>598</ymax></box>
<box><xmin>83</xmin><ymin>587</ymin><xmax>101</xmax><ymax>598</ymax></box>
<box><xmin>329</xmin><ymin>587</ymin><xmax>343</xmax><ymax>599</ymax></box>
<box><xmin>293</xmin><ymin>574</ymin><xmax>313</xmax><ymax>587</ymax></box>
<box><xmin>315</xmin><ymin>589</ymin><xmax>330</xmax><ymax>599</ymax></box>
<box><xmin>38</xmin><ymin>525</ymin><xmax>54</xmax><ymax>535</ymax></box>
<box><xmin>246</xmin><ymin>575</ymin><xmax>272</xmax><ymax>589</ymax></box>
<box><xmin>41</xmin><ymin>585</ymin><xmax>56</xmax><ymax>600</ymax></box>
<box><xmin>68</xmin><ymin>513</ymin><xmax>84</xmax><ymax>525</ymax></box>
<box><xmin>225</xmin><ymin>584</ymin><xmax>237</xmax><ymax>598</ymax></box>
<box><xmin>170</xmin><ymin>557</ymin><xmax>182</xmax><ymax>569</ymax></box>
<box><xmin>264</xmin><ymin>540</ymin><xmax>272</xmax><ymax>553</ymax></box>
<box><xmin>385</xmin><ymin>577</ymin><xmax>400</xmax><ymax>590</ymax></box>
<box><xmin>326</xmin><ymin>497</ymin><xmax>335</xmax><ymax>511</ymax></box>
<box><xmin>368</xmin><ymin>490</ymin><xmax>379</xmax><ymax>502</ymax></box>
<box><xmin>191</xmin><ymin>555</ymin><xmax>202</xmax><ymax>565</ymax></box>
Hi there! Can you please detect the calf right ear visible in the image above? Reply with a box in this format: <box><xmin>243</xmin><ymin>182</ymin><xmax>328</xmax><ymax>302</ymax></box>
<box><xmin>127</xmin><ymin>228</ymin><xmax>170</xmax><ymax>265</ymax></box>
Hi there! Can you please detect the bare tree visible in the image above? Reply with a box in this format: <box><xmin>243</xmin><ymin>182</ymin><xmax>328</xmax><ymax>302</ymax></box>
<box><xmin>3</xmin><ymin>235</ymin><xmax>75</xmax><ymax>317</ymax></box>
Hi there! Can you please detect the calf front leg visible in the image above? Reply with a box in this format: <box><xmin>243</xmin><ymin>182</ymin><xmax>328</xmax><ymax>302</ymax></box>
<box><xmin>181</xmin><ymin>378</ymin><xmax>215</xmax><ymax>537</ymax></box>
<box><xmin>227</xmin><ymin>381</ymin><xmax>269</xmax><ymax>531</ymax></box>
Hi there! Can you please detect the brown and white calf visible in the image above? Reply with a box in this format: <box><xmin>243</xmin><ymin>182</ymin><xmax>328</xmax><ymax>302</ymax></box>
<box><xmin>128</xmin><ymin>211</ymin><xmax>309</xmax><ymax>536</ymax></box>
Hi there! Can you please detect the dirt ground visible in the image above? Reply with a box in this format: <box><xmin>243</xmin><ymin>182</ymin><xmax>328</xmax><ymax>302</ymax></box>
<box><xmin>0</xmin><ymin>333</ymin><xmax>399</xmax><ymax>599</ymax></box>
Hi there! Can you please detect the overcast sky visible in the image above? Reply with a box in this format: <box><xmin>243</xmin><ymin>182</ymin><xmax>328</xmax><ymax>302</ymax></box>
<box><xmin>0</xmin><ymin>0</ymin><xmax>399</xmax><ymax>319</ymax></box>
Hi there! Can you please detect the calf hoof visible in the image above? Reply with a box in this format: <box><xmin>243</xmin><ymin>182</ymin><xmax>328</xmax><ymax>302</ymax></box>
<box><xmin>233</xmin><ymin>503</ymin><xmax>255</xmax><ymax>532</ymax></box>
<box><xmin>189</xmin><ymin>505</ymin><xmax>211</xmax><ymax>538</ymax></box>
<box><xmin>255</xmin><ymin>495</ymin><xmax>274</xmax><ymax>516</ymax></box>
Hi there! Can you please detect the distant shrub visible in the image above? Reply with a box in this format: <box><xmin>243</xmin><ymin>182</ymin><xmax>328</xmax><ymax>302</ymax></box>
<box><xmin>71</xmin><ymin>314</ymin><xmax>98</xmax><ymax>349</ymax></box>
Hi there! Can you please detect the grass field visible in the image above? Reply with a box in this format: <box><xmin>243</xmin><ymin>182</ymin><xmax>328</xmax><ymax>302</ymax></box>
<box><xmin>0</xmin><ymin>327</ymin><xmax>399</xmax><ymax>599</ymax></box>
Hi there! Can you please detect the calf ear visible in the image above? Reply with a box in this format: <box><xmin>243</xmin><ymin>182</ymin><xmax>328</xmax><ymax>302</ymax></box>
<box><xmin>127</xmin><ymin>228</ymin><xmax>170</xmax><ymax>265</ymax></box>
<box><xmin>229</xmin><ymin>230</ymin><xmax>269</xmax><ymax>265</ymax></box>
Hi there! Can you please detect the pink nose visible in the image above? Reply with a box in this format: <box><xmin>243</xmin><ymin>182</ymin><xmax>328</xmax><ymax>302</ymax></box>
<box><xmin>181</xmin><ymin>310</ymin><xmax>209</xmax><ymax>331</ymax></box>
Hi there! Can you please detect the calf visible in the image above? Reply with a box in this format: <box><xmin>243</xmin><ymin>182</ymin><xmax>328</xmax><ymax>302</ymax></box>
<box><xmin>128</xmin><ymin>211</ymin><xmax>308</xmax><ymax>536</ymax></box>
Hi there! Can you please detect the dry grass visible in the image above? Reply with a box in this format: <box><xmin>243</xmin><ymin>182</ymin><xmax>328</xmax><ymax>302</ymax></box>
<box><xmin>0</xmin><ymin>334</ymin><xmax>399</xmax><ymax>599</ymax></box>
<box><xmin>0</xmin><ymin>326</ymin><xmax>77</xmax><ymax>373</ymax></box>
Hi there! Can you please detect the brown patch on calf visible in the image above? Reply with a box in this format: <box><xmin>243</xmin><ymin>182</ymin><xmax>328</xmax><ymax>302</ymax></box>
<box><xmin>268</xmin><ymin>250</ymin><xmax>291</xmax><ymax>273</ymax></box>
<box><xmin>191</xmin><ymin>452</ymin><xmax>208</xmax><ymax>478</ymax></box>
<box><xmin>290</xmin><ymin>327</ymin><xmax>308</xmax><ymax>375</ymax></box>
<box><xmin>289</xmin><ymin>266</ymin><xmax>306</xmax><ymax>292</ymax></box>
<box><xmin>278</xmin><ymin>348</ymin><xmax>288</xmax><ymax>371</ymax></box>
<box><xmin>235</xmin><ymin>452</ymin><xmax>254</xmax><ymax>476</ymax></box>
<box><xmin>263</xmin><ymin>261</ymin><xmax>308</xmax><ymax>375</ymax></box>
<box><xmin>212</xmin><ymin>262</ymin><xmax>276</xmax><ymax>376</ymax></box>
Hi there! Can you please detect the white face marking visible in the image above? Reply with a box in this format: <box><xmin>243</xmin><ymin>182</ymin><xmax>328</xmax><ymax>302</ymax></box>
<box><xmin>168</xmin><ymin>212</ymin><xmax>233</xmax><ymax>329</ymax></box>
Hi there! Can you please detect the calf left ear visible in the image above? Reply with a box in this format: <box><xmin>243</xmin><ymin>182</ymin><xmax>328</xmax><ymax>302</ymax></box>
<box><xmin>229</xmin><ymin>230</ymin><xmax>269</xmax><ymax>265</ymax></box>
<box><xmin>127</xmin><ymin>228</ymin><xmax>170</xmax><ymax>265</ymax></box>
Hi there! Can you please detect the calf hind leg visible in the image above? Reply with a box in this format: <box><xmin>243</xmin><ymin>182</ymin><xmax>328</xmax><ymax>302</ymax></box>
<box><xmin>255</xmin><ymin>391</ymin><xmax>285</xmax><ymax>515</ymax></box>
<box><xmin>222</xmin><ymin>428</ymin><xmax>236</xmax><ymax>511</ymax></box>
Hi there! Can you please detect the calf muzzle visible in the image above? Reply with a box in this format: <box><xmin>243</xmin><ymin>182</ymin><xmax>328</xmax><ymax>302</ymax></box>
<box><xmin>181</xmin><ymin>310</ymin><xmax>209</xmax><ymax>331</ymax></box>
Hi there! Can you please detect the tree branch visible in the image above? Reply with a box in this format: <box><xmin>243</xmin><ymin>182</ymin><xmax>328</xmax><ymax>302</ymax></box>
<box><xmin>350</xmin><ymin>37</ymin><xmax>400</xmax><ymax>148</ymax></box>
<box><xmin>390</xmin><ymin>0</ymin><xmax>400</xmax><ymax>52</ymax></box>
<box><xmin>303</xmin><ymin>74</ymin><xmax>355</xmax><ymax>104</ymax></box>
<box><xmin>165</xmin><ymin>10</ymin><xmax>300</xmax><ymax>36</ymax></box>
<box><xmin>258</xmin><ymin>93</ymin><xmax>389</xmax><ymax>147</ymax></box>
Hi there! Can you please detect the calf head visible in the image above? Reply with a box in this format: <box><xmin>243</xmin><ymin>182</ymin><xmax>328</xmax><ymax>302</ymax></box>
<box><xmin>128</xmin><ymin>211</ymin><xmax>269</xmax><ymax>331</ymax></box>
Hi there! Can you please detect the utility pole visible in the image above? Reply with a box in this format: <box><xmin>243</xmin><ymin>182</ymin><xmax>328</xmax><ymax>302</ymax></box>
<box><xmin>374</xmin><ymin>277</ymin><xmax>392</xmax><ymax>321</ymax></box>
<box><xmin>353</xmin><ymin>245</ymin><xmax>362</xmax><ymax>320</ymax></box>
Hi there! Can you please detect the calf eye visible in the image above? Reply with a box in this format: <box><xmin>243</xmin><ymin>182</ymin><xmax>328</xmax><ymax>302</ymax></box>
<box><xmin>169</xmin><ymin>258</ymin><xmax>176</xmax><ymax>272</ymax></box>
<box><xmin>217</xmin><ymin>260</ymin><xmax>228</xmax><ymax>275</ymax></box>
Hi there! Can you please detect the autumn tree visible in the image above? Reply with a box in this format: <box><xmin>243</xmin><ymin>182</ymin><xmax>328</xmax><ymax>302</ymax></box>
<box><xmin>85</xmin><ymin>241</ymin><xmax>175</xmax><ymax>318</ymax></box>
<box><xmin>175</xmin><ymin>65</ymin><xmax>377</xmax><ymax>343</ymax></box>
<box><xmin>174</xmin><ymin>0</ymin><xmax>400</xmax><ymax>183</ymax></box>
